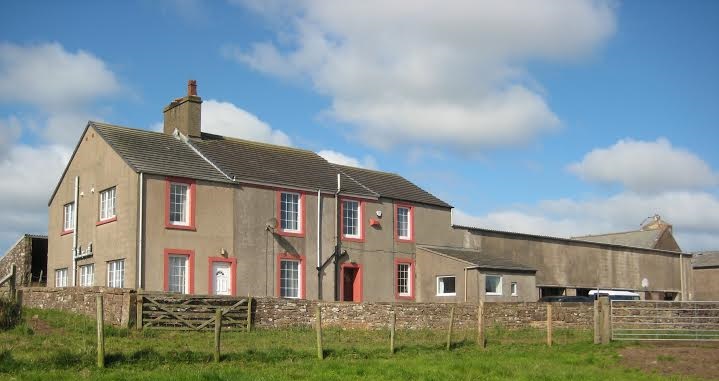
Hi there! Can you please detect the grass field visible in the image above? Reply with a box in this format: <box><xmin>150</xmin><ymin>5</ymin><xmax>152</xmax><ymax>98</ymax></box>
<box><xmin>0</xmin><ymin>308</ymin><xmax>699</xmax><ymax>380</ymax></box>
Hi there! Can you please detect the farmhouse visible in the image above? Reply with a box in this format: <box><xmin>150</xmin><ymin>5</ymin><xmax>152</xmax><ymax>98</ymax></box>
<box><xmin>45</xmin><ymin>81</ymin><xmax>691</xmax><ymax>302</ymax></box>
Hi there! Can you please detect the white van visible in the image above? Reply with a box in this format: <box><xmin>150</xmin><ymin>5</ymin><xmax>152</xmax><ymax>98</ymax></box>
<box><xmin>588</xmin><ymin>290</ymin><xmax>640</xmax><ymax>301</ymax></box>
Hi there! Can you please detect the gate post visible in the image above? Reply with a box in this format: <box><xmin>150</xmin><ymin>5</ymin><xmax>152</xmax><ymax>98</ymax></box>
<box><xmin>593</xmin><ymin>298</ymin><xmax>600</xmax><ymax>344</ymax></box>
<box><xmin>599</xmin><ymin>296</ymin><xmax>611</xmax><ymax>345</ymax></box>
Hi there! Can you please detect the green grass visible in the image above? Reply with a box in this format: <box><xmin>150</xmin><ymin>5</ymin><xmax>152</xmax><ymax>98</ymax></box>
<box><xmin>0</xmin><ymin>308</ymin><xmax>694</xmax><ymax>380</ymax></box>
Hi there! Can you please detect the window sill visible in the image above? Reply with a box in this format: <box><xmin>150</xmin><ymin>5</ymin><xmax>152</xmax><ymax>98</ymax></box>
<box><xmin>165</xmin><ymin>224</ymin><xmax>196</xmax><ymax>231</ymax></box>
<box><xmin>277</xmin><ymin>229</ymin><xmax>305</xmax><ymax>238</ymax></box>
<box><xmin>396</xmin><ymin>295</ymin><xmax>414</xmax><ymax>301</ymax></box>
<box><xmin>341</xmin><ymin>235</ymin><xmax>364</xmax><ymax>243</ymax></box>
<box><xmin>60</xmin><ymin>229</ymin><xmax>74</xmax><ymax>236</ymax></box>
<box><xmin>396</xmin><ymin>237</ymin><xmax>414</xmax><ymax>243</ymax></box>
<box><xmin>486</xmin><ymin>292</ymin><xmax>502</xmax><ymax>296</ymax></box>
<box><xmin>96</xmin><ymin>217</ymin><xmax>117</xmax><ymax>226</ymax></box>
<box><xmin>437</xmin><ymin>293</ymin><xmax>457</xmax><ymax>297</ymax></box>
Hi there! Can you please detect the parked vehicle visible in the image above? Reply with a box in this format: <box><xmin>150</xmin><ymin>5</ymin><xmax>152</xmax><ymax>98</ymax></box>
<box><xmin>588</xmin><ymin>290</ymin><xmax>640</xmax><ymax>301</ymax></box>
<box><xmin>539</xmin><ymin>295</ymin><xmax>593</xmax><ymax>302</ymax></box>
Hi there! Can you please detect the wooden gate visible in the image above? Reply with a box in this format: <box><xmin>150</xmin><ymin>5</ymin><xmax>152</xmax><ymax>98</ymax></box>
<box><xmin>137</xmin><ymin>292</ymin><xmax>252</xmax><ymax>331</ymax></box>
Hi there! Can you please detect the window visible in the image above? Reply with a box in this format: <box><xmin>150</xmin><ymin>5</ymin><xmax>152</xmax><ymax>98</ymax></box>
<box><xmin>485</xmin><ymin>275</ymin><xmax>502</xmax><ymax>295</ymax></box>
<box><xmin>278</xmin><ymin>256</ymin><xmax>304</xmax><ymax>299</ymax></box>
<box><xmin>107</xmin><ymin>260</ymin><xmax>125</xmax><ymax>288</ymax></box>
<box><xmin>511</xmin><ymin>282</ymin><xmax>518</xmax><ymax>296</ymax></box>
<box><xmin>277</xmin><ymin>191</ymin><xmax>304</xmax><ymax>236</ymax></box>
<box><xmin>55</xmin><ymin>268</ymin><xmax>68</xmax><ymax>287</ymax></box>
<box><xmin>99</xmin><ymin>187</ymin><xmax>116</xmax><ymax>222</ymax></box>
<box><xmin>79</xmin><ymin>264</ymin><xmax>94</xmax><ymax>287</ymax></box>
<box><xmin>341</xmin><ymin>199</ymin><xmax>363</xmax><ymax>241</ymax></box>
<box><xmin>437</xmin><ymin>276</ymin><xmax>456</xmax><ymax>296</ymax></box>
<box><xmin>168</xmin><ymin>255</ymin><xmax>189</xmax><ymax>293</ymax></box>
<box><xmin>395</xmin><ymin>204</ymin><xmax>413</xmax><ymax>241</ymax></box>
<box><xmin>165</xmin><ymin>177</ymin><xmax>195</xmax><ymax>230</ymax></box>
<box><xmin>395</xmin><ymin>259</ymin><xmax>414</xmax><ymax>299</ymax></box>
<box><xmin>63</xmin><ymin>203</ymin><xmax>74</xmax><ymax>233</ymax></box>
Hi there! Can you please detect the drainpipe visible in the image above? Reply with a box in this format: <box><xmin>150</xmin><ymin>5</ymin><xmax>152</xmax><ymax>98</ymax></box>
<box><xmin>137</xmin><ymin>172</ymin><xmax>144</xmax><ymax>289</ymax></box>
<box><xmin>316</xmin><ymin>189</ymin><xmax>321</xmax><ymax>299</ymax></box>
<box><xmin>71</xmin><ymin>176</ymin><xmax>79</xmax><ymax>287</ymax></box>
<box><xmin>679</xmin><ymin>252</ymin><xmax>685</xmax><ymax>301</ymax></box>
<box><xmin>334</xmin><ymin>173</ymin><xmax>341</xmax><ymax>301</ymax></box>
<box><xmin>464</xmin><ymin>266</ymin><xmax>480</xmax><ymax>302</ymax></box>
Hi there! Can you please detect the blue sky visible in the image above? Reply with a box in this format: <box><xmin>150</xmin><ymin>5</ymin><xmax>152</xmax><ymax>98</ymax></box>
<box><xmin>1</xmin><ymin>1</ymin><xmax>718</xmax><ymax>252</ymax></box>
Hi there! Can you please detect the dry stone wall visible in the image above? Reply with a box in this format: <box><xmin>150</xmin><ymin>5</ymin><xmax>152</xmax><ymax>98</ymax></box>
<box><xmin>0</xmin><ymin>236</ymin><xmax>32</xmax><ymax>294</ymax></box>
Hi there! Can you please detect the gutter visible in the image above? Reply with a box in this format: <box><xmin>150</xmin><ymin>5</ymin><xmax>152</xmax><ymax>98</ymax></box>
<box><xmin>137</xmin><ymin>172</ymin><xmax>144</xmax><ymax>289</ymax></box>
<box><xmin>316</xmin><ymin>189</ymin><xmax>321</xmax><ymax>299</ymax></box>
<box><xmin>71</xmin><ymin>176</ymin><xmax>79</xmax><ymax>287</ymax></box>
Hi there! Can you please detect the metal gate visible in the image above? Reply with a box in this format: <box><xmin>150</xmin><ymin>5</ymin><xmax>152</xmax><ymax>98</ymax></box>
<box><xmin>611</xmin><ymin>300</ymin><xmax>719</xmax><ymax>341</ymax></box>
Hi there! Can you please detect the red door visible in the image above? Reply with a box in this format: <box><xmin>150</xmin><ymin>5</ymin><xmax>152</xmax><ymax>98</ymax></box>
<box><xmin>340</xmin><ymin>264</ymin><xmax>362</xmax><ymax>302</ymax></box>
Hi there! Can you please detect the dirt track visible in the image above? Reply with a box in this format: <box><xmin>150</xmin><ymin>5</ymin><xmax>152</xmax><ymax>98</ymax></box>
<box><xmin>619</xmin><ymin>342</ymin><xmax>719</xmax><ymax>380</ymax></box>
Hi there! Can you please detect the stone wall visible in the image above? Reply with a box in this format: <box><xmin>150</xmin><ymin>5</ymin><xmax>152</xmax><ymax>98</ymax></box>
<box><xmin>19</xmin><ymin>286</ymin><xmax>136</xmax><ymax>328</ymax></box>
<box><xmin>253</xmin><ymin>297</ymin><xmax>594</xmax><ymax>330</ymax></box>
<box><xmin>0</xmin><ymin>236</ymin><xmax>32</xmax><ymax>292</ymax></box>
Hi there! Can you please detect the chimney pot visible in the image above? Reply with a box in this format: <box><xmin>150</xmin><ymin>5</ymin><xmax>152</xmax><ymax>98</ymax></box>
<box><xmin>188</xmin><ymin>80</ymin><xmax>197</xmax><ymax>96</ymax></box>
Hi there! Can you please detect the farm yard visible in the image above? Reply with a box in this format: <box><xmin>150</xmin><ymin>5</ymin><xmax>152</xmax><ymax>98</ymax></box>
<box><xmin>1</xmin><ymin>308</ymin><xmax>717</xmax><ymax>381</ymax></box>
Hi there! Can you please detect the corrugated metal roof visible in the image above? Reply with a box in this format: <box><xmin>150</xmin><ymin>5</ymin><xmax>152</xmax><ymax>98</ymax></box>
<box><xmin>572</xmin><ymin>229</ymin><xmax>662</xmax><ymax>249</ymax></box>
<box><xmin>693</xmin><ymin>251</ymin><xmax>719</xmax><ymax>268</ymax></box>
<box><xmin>419</xmin><ymin>245</ymin><xmax>536</xmax><ymax>272</ymax></box>
<box><xmin>189</xmin><ymin>133</ymin><xmax>376</xmax><ymax>197</ymax></box>
<box><xmin>335</xmin><ymin>165</ymin><xmax>451</xmax><ymax>208</ymax></box>
<box><xmin>92</xmin><ymin>122</ymin><xmax>232</xmax><ymax>183</ymax></box>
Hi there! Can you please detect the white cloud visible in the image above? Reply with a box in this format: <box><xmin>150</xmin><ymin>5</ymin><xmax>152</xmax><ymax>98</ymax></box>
<box><xmin>317</xmin><ymin>150</ymin><xmax>376</xmax><ymax>169</ymax></box>
<box><xmin>0</xmin><ymin>116</ymin><xmax>22</xmax><ymax>159</ymax></box>
<box><xmin>453</xmin><ymin>190</ymin><xmax>719</xmax><ymax>252</ymax></box>
<box><xmin>202</xmin><ymin>100</ymin><xmax>292</xmax><ymax>146</ymax></box>
<box><xmin>568</xmin><ymin>138</ymin><xmax>718</xmax><ymax>192</ymax></box>
<box><xmin>228</xmin><ymin>0</ymin><xmax>615</xmax><ymax>151</ymax></box>
<box><xmin>0</xmin><ymin>42</ymin><xmax>121</xmax><ymax>110</ymax></box>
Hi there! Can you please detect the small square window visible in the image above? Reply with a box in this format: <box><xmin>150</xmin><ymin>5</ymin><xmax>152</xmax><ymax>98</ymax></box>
<box><xmin>511</xmin><ymin>282</ymin><xmax>518</xmax><ymax>296</ymax></box>
<box><xmin>437</xmin><ymin>276</ymin><xmax>456</xmax><ymax>296</ymax></box>
<box><xmin>486</xmin><ymin>275</ymin><xmax>502</xmax><ymax>295</ymax></box>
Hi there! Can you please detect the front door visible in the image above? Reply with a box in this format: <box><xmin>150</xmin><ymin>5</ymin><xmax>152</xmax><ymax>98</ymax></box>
<box><xmin>213</xmin><ymin>262</ymin><xmax>231</xmax><ymax>295</ymax></box>
<box><xmin>341</xmin><ymin>264</ymin><xmax>362</xmax><ymax>302</ymax></box>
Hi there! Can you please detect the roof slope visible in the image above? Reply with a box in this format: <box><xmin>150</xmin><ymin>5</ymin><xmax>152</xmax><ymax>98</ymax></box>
<box><xmin>419</xmin><ymin>245</ymin><xmax>535</xmax><ymax>272</ymax></box>
<box><xmin>189</xmin><ymin>133</ymin><xmax>376</xmax><ymax>197</ymax></box>
<box><xmin>335</xmin><ymin>165</ymin><xmax>451</xmax><ymax>208</ymax></box>
<box><xmin>92</xmin><ymin>122</ymin><xmax>231</xmax><ymax>183</ymax></box>
<box><xmin>693</xmin><ymin>251</ymin><xmax>719</xmax><ymax>268</ymax></box>
<box><xmin>572</xmin><ymin>229</ymin><xmax>663</xmax><ymax>249</ymax></box>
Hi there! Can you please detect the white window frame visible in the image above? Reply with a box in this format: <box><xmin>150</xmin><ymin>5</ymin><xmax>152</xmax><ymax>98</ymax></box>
<box><xmin>169</xmin><ymin>182</ymin><xmax>190</xmax><ymax>226</ymax></box>
<box><xmin>168</xmin><ymin>255</ymin><xmax>190</xmax><ymax>294</ymax></box>
<box><xmin>511</xmin><ymin>282</ymin><xmax>518</xmax><ymax>296</ymax></box>
<box><xmin>63</xmin><ymin>202</ymin><xmax>74</xmax><ymax>231</ymax></box>
<box><xmin>279</xmin><ymin>259</ymin><xmax>301</xmax><ymax>299</ymax></box>
<box><xmin>107</xmin><ymin>260</ymin><xmax>125</xmax><ymax>288</ymax></box>
<box><xmin>280</xmin><ymin>192</ymin><xmax>301</xmax><ymax>233</ymax></box>
<box><xmin>396</xmin><ymin>206</ymin><xmax>412</xmax><ymax>240</ymax></box>
<box><xmin>436</xmin><ymin>276</ymin><xmax>457</xmax><ymax>296</ymax></box>
<box><xmin>79</xmin><ymin>264</ymin><xmax>94</xmax><ymax>287</ymax></box>
<box><xmin>342</xmin><ymin>199</ymin><xmax>361</xmax><ymax>238</ymax></box>
<box><xmin>99</xmin><ymin>187</ymin><xmax>116</xmax><ymax>221</ymax></box>
<box><xmin>55</xmin><ymin>268</ymin><xmax>68</xmax><ymax>288</ymax></box>
<box><xmin>486</xmin><ymin>274</ymin><xmax>503</xmax><ymax>296</ymax></box>
<box><xmin>396</xmin><ymin>262</ymin><xmax>412</xmax><ymax>297</ymax></box>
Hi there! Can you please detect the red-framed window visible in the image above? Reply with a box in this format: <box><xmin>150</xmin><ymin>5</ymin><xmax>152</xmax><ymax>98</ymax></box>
<box><xmin>340</xmin><ymin>197</ymin><xmax>365</xmax><ymax>242</ymax></box>
<box><xmin>394</xmin><ymin>258</ymin><xmax>415</xmax><ymax>300</ymax></box>
<box><xmin>208</xmin><ymin>257</ymin><xmax>237</xmax><ymax>296</ymax></box>
<box><xmin>62</xmin><ymin>202</ymin><xmax>74</xmax><ymax>235</ymax></box>
<box><xmin>394</xmin><ymin>203</ymin><xmax>414</xmax><ymax>242</ymax></box>
<box><xmin>276</xmin><ymin>190</ymin><xmax>305</xmax><ymax>237</ymax></box>
<box><xmin>276</xmin><ymin>253</ymin><xmax>306</xmax><ymax>299</ymax></box>
<box><xmin>165</xmin><ymin>177</ymin><xmax>196</xmax><ymax>231</ymax></box>
<box><xmin>163</xmin><ymin>249</ymin><xmax>195</xmax><ymax>294</ymax></box>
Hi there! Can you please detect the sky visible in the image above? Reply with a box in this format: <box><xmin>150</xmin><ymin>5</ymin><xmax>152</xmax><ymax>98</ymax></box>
<box><xmin>1</xmin><ymin>0</ymin><xmax>718</xmax><ymax>253</ymax></box>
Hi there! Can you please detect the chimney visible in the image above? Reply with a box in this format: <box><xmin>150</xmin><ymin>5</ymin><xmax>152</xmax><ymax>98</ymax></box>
<box><xmin>163</xmin><ymin>80</ymin><xmax>202</xmax><ymax>138</ymax></box>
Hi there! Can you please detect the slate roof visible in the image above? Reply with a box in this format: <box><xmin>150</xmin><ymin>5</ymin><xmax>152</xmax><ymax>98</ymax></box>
<box><xmin>572</xmin><ymin>229</ymin><xmax>663</xmax><ymax>249</ymax></box>
<box><xmin>92</xmin><ymin>122</ymin><xmax>231</xmax><ymax>184</ymax></box>
<box><xmin>189</xmin><ymin>133</ymin><xmax>375</xmax><ymax>197</ymax></box>
<box><xmin>335</xmin><ymin>165</ymin><xmax>451</xmax><ymax>208</ymax></box>
<box><xmin>693</xmin><ymin>251</ymin><xmax>719</xmax><ymax>268</ymax></box>
<box><xmin>419</xmin><ymin>245</ymin><xmax>536</xmax><ymax>272</ymax></box>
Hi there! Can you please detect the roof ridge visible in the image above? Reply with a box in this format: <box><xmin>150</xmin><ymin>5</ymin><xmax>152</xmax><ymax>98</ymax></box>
<box><xmin>336</xmin><ymin>164</ymin><xmax>401</xmax><ymax>177</ymax></box>
<box><xmin>198</xmin><ymin>132</ymin><xmax>319</xmax><ymax>156</ymax></box>
<box><xmin>332</xmin><ymin>164</ymin><xmax>379</xmax><ymax>197</ymax></box>
<box><xmin>572</xmin><ymin>229</ymin><xmax>658</xmax><ymax>239</ymax></box>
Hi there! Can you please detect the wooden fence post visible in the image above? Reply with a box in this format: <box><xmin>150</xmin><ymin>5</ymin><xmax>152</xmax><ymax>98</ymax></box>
<box><xmin>15</xmin><ymin>289</ymin><xmax>23</xmax><ymax>308</ymax></box>
<box><xmin>546</xmin><ymin>303</ymin><xmax>553</xmax><ymax>347</ymax></box>
<box><xmin>315</xmin><ymin>305</ymin><xmax>323</xmax><ymax>360</ymax></box>
<box><xmin>96</xmin><ymin>294</ymin><xmax>105</xmax><ymax>369</ymax></box>
<box><xmin>9</xmin><ymin>264</ymin><xmax>16</xmax><ymax>302</ymax></box>
<box><xmin>599</xmin><ymin>296</ymin><xmax>611</xmax><ymax>345</ymax></box>
<box><xmin>477</xmin><ymin>301</ymin><xmax>486</xmax><ymax>348</ymax></box>
<box><xmin>390</xmin><ymin>309</ymin><xmax>396</xmax><ymax>354</ymax></box>
<box><xmin>214</xmin><ymin>309</ymin><xmax>222</xmax><ymax>363</ymax></box>
<box><xmin>246</xmin><ymin>297</ymin><xmax>253</xmax><ymax>333</ymax></box>
<box><xmin>446</xmin><ymin>306</ymin><xmax>455</xmax><ymax>351</ymax></box>
<box><xmin>136</xmin><ymin>290</ymin><xmax>143</xmax><ymax>330</ymax></box>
